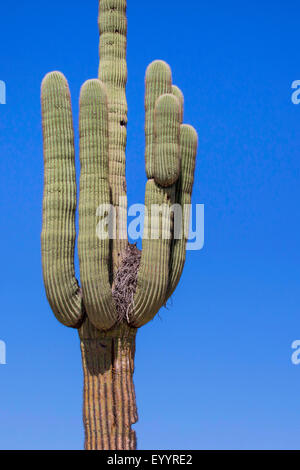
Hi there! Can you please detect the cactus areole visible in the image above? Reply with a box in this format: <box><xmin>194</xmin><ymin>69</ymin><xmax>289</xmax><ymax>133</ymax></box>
<box><xmin>41</xmin><ymin>0</ymin><xmax>198</xmax><ymax>450</ymax></box>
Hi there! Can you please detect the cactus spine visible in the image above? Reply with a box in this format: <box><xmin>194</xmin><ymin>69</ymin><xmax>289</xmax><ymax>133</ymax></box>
<box><xmin>41</xmin><ymin>0</ymin><xmax>197</xmax><ymax>450</ymax></box>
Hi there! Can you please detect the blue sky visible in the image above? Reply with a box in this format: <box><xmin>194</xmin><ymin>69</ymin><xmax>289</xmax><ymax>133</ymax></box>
<box><xmin>0</xmin><ymin>0</ymin><xmax>300</xmax><ymax>450</ymax></box>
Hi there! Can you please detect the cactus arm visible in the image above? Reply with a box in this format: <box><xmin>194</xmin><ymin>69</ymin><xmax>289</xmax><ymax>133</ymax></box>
<box><xmin>153</xmin><ymin>94</ymin><xmax>181</xmax><ymax>186</ymax></box>
<box><xmin>129</xmin><ymin>66</ymin><xmax>176</xmax><ymax>327</ymax></box>
<box><xmin>167</xmin><ymin>123</ymin><xmax>198</xmax><ymax>299</ymax></box>
<box><xmin>145</xmin><ymin>60</ymin><xmax>172</xmax><ymax>178</ymax></box>
<box><xmin>41</xmin><ymin>72</ymin><xmax>84</xmax><ymax>328</ymax></box>
<box><xmin>172</xmin><ymin>85</ymin><xmax>184</xmax><ymax>123</ymax></box>
<box><xmin>78</xmin><ymin>79</ymin><xmax>118</xmax><ymax>331</ymax></box>
<box><xmin>98</xmin><ymin>0</ymin><xmax>128</xmax><ymax>271</ymax></box>
<box><xmin>130</xmin><ymin>181</ymin><xmax>175</xmax><ymax>327</ymax></box>
<box><xmin>130</xmin><ymin>93</ymin><xmax>181</xmax><ymax>328</ymax></box>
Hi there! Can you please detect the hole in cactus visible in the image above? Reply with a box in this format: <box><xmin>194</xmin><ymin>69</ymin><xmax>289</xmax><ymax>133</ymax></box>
<box><xmin>120</xmin><ymin>120</ymin><xmax>126</xmax><ymax>127</ymax></box>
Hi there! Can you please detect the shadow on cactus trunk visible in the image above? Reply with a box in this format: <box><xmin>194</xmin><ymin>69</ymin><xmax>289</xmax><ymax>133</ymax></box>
<box><xmin>80</xmin><ymin>321</ymin><xmax>138</xmax><ymax>450</ymax></box>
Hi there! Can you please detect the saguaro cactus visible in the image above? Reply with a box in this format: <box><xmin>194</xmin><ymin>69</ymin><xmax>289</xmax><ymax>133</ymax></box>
<box><xmin>41</xmin><ymin>0</ymin><xmax>197</xmax><ymax>450</ymax></box>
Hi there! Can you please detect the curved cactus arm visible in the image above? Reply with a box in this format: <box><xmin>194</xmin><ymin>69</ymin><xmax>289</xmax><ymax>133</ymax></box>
<box><xmin>98</xmin><ymin>0</ymin><xmax>128</xmax><ymax>270</ymax></box>
<box><xmin>167</xmin><ymin>123</ymin><xmax>198</xmax><ymax>299</ymax></box>
<box><xmin>41</xmin><ymin>72</ymin><xmax>84</xmax><ymax>328</ymax></box>
<box><xmin>78</xmin><ymin>79</ymin><xmax>118</xmax><ymax>331</ymax></box>
<box><xmin>130</xmin><ymin>92</ymin><xmax>181</xmax><ymax>328</ymax></box>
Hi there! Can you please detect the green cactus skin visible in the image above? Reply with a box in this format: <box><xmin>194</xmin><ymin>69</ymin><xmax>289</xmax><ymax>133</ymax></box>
<box><xmin>153</xmin><ymin>94</ymin><xmax>181</xmax><ymax>187</ymax></box>
<box><xmin>41</xmin><ymin>0</ymin><xmax>198</xmax><ymax>450</ymax></box>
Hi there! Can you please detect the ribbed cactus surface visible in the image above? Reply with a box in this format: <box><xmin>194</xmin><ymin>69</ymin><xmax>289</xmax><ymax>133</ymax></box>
<box><xmin>41</xmin><ymin>0</ymin><xmax>197</xmax><ymax>450</ymax></box>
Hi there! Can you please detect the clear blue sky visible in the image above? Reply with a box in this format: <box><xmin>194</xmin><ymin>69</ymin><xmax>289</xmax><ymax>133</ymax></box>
<box><xmin>0</xmin><ymin>0</ymin><xmax>300</xmax><ymax>450</ymax></box>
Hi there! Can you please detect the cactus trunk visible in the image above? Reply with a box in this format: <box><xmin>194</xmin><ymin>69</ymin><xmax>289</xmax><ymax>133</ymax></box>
<box><xmin>80</xmin><ymin>324</ymin><xmax>137</xmax><ymax>450</ymax></box>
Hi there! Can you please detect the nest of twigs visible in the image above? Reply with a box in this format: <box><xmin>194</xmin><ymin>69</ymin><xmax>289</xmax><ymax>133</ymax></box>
<box><xmin>112</xmin><ymin>243</ymin><xmax>141</xmax><ymax>323</ymax></box>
